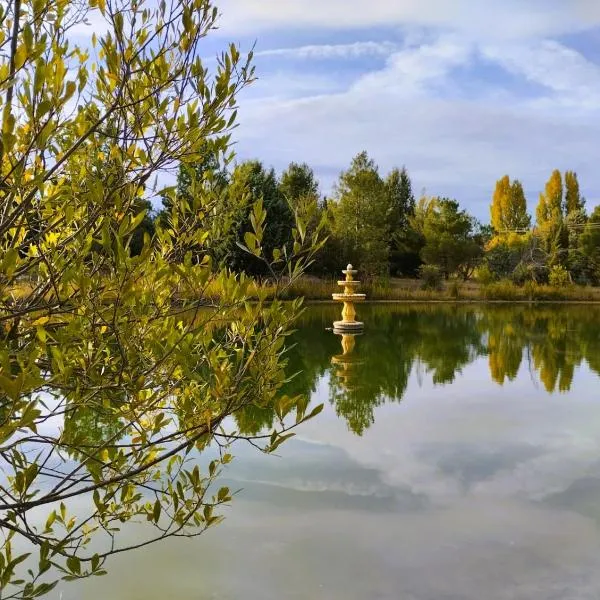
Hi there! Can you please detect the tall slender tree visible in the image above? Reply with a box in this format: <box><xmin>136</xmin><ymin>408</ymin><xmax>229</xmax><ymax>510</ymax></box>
<box><xmin>536</xmin><ymin>169</ymin><xmax>563</xmax><ymax>226</ymax></box>
<box><xmin>565</xmin><ymin>170</ymin><xmax>584</xmax><ymax>215</ymax></box>
<box><xmin>491</xmin><ymin>175</ymin><xmax>530</xmax><ymax>232</ymax></box>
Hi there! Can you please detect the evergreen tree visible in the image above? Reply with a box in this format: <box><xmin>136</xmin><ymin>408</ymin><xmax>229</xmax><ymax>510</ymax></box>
<box><xmin>386</xmin><ymin>167</ymin><xmax>420</xmax><ymax>275</ymax></box>
<box><xmin>279</xmin><ymin>162</ymin><xmax>319</xmax><ymax>207</ymax></box>
<box><xmin>226</xmin><ymin>161</ymin><xmax>294</xmax><ymax>274</ymax></box>
<box><xmin>420</xmin><ymin>198</ymin><xmax>483</xmax><ymax>279</ymax></box>
<box><xmin>386</xmin><ymin>167</ymin><xmax>415</xmax><ymax>232</ymax></box>
<box><xmin>331</xmin><ymin>152</ymin><xmax>390</xmax><ymax>276</ymax></box>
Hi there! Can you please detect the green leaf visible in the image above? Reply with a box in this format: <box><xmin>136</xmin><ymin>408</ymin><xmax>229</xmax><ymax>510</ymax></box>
<box><xmin>153</xmin><ymin>500</ymin><xmax>161</xmax><ymax>523</ymax></box>
<box><xmin>66</xmin><ymin>556</ymin><xmax>81</xmax><ymax>575</ymax></box>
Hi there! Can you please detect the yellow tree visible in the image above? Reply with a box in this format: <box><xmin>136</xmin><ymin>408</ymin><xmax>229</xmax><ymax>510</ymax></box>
<box><xmin>565</xmin><ymin>170</ymin><xmax>584</xmax><ymax>215</ymax></box>
<box><xmin>536</xmin><ymin>169</ymin><xmax>566</xmax><ymax>264</ymax></box>
<box><xmin>536</xmin><ymin>169</ymin><xmax>563</xmax><ymax>226</ymax></box>
<box><xmin>491</xmin><ymin>175</ymin><xmax>530</xmax><ymax>232</ymax></box>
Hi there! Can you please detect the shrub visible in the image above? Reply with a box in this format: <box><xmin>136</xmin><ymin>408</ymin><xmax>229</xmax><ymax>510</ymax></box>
<box><xmin>548</xmin><ymin>265</ymin><xmax>571</xmax><ymax>287</ymax></box>
<box><xmin>482</xmin><ymin>280</ymin><xmax>521</xmax><ymax>301</ymax></box>
<box><xmin>475</xmin><ymin>264</ymin><xmax>495</xmax><ymax>285</ymax></box>
<box><xmin>418</xmin><ymin>265</ymin><xmax>443</xmax><ymax>290</ymax></box>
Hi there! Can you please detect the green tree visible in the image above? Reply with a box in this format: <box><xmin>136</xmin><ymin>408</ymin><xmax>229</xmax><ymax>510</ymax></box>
<box><xmin>0</xmin><ymin>1</ymin><xmax>322</xmax><ymax>597</ymax></box>
<box><xmin>580</xmin><ymin>205</ymin><xmax>600</xmax><ymax>283</ymax></box>
<box><xmin>419</xmin><ymin>198</ymin><xmax>483</xmax><ymax>279</ymax></box>
<box><xmin>225</xmin><ymin>161</ymin><xmax>295</xmax><ymax>274</ymax></box>
<box><xmin>332</xmin><ymin>152</ymin><xmax>390</xmax><ymax>277</ymax></box>
<box><xmin>386</xmin><ymin>167</ymin><xmax>419</xmax><ymax>276</ymax></box>
<box><xmin>279</xmin><ymin>162</ymin><xmax>319</xmax><ymax>208</ymax></box>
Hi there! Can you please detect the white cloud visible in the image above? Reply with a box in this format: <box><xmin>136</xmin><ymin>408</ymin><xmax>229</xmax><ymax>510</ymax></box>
<box><xmin>482</xmin><ymin>41</ymin><xmax>600</xmax><ymax>109</ymax></box>
<box><xmin>350</xmin><ymin>37</ymin><xmax>471</xmax><ymax>95</ymax></box>
<box><xmin>217</xmin><ymin>0</ymin><xmax>597</xmax><ymax>40</ymax></box>
<box><xmin>233</xmin><ymin>33</ymin><xmax>600</xmax><ymax>216</ymax></box>
<box><xmin>256</xmin><ymin>41</ymin><xmax>398</xmax><ymax>60</ymax></box>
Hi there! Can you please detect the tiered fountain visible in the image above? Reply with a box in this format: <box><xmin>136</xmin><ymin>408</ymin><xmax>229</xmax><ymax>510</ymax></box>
<box><xmin>332</xmin><ymin>264</ymin><xmax>366</xmax><ymax>332</ymax></box>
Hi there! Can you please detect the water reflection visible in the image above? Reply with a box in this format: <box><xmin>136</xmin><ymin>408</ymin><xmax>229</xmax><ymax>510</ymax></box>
<box><xmin>272</xmin><ymin>304</ymin><xmax>600</xmax><ymax>436</ymax></box>
<box><xmin>68</xmin><ymin>304</ymin><xmax>600</xmax><ymax>600</ymax></box>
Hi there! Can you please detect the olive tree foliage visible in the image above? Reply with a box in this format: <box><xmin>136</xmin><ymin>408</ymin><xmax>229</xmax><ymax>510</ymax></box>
<box><xmin>0</xmin><ymin>1</ymin><xmax>323</xmax><ymax>598</ymax></box>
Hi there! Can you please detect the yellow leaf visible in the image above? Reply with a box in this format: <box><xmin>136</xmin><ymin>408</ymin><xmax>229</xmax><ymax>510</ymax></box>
<box><xmin>32</xmin><ymin>316</ymin><xmax>50</xmax><ymax>326</ymax></box>
<box><xmin>14</xmin><ymin>45</ymin><xmax>27</xmax><ymax>70</ymax></box>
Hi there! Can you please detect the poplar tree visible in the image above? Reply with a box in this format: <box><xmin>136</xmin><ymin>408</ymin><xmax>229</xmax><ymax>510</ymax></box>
<box><xmin>565</xmin><ymin>170</ymin><xmax>584</xmax><ymax>215</ymax></box>
<box><xmin>491</xmin><ymin>175</ymin><xmax>530</xmax><ymax>232</ymax></box>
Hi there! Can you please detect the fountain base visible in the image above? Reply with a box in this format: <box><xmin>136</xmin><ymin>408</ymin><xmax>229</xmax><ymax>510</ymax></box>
<box><xmin>333</xmin><ymin>320</ymin><xmax>364</xmax><ymax>333</ymax></box>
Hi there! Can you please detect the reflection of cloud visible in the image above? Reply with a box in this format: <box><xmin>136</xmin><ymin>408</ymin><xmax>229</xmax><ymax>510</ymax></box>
<box><xmin>419</xmin><ymin>441</ymin><xmax>543</xmax><ymax>493</ymax></box>
<box><xmin>295</xmin><ymin>360</ymin><xmax>600</xmax><ymax>510</ymax></box>
<box><xmin>221</xmin><ymin>438</ymin><xmax>428</xmax><ymax>512</ymax></box>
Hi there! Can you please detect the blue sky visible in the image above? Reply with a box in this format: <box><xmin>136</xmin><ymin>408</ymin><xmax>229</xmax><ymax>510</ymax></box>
<box><xmin>208</xmin><ymin>0</ymin><xmax>600</xmax><ymax>220</ymax></box>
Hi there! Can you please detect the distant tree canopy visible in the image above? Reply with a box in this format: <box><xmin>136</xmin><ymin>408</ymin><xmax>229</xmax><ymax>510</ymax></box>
<box><xmin>165</xmin><ymin>152</ymin><xmax>599</xmax><ymax>285</ymax></box>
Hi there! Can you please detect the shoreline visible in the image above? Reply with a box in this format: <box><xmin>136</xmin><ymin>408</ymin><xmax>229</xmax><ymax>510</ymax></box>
<box><xmin>303</xmin><ymin>299</ymin><xmax>600</xmax><ymax>305</ymax></box>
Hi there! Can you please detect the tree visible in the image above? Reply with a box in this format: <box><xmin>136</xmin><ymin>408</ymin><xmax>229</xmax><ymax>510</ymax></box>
<box><xmin>226</xmin><ymin>161</ymin><xmax>295</xmax><ymax>274</ymax></box>
<box><xmin>386</xmin><ymin>167</ymin><xmax>419</xmax><ymax>276</ymax></box>
<box><xmin>536</xmin><ymin>169</ymin><xmax>567</xmax><ymax>267</ymax></box>
<box><xmin>565</xmin><ymin>171</ymin><xmax>584</xmax><ymax>215</ymax></box>
<box><xmin>0</xmin><ymin>1</ymin><xmax>322</xmax><ymax>597</ymax></box>
<box><xmin>419</xmin><ymin>198</ymin><xmax>483</xmax><ymax>279</ymax></box>
<box><xmin>490</xmin><ymin>175</ymin><xmax>530</xmax><ymax>232</ymax></box>
<box><xmin>386</xmin><ymin>167</ymin><xmax>415</xmax><ymax>232</ymax></box>
<box><xmin>279</xmin><ymin>162</ymin><xmax>319</xmax><ymax>208</ymax></box>
<box><xmin>331</xmin><ymin>152</ymin><xmax>390</xmax><ymax>277</ymax></box>
<box><xmin>580</xmin><ymin>205</ymin><xmax>600</xmax><ymax>283</ymax></box>
<box><xmin>536</xmin><ymin>169</ymin><xmax>563</xmax><ymax>226</ymax></box>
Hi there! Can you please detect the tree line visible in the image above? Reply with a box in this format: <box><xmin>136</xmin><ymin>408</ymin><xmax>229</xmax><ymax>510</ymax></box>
<box><xmin>149</xmin><ymin>152</ymin><xmax>599</xmax><ymax>285</ymax></box>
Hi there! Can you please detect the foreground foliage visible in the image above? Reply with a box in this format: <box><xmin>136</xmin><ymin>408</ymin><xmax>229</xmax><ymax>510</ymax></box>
<box><xmin>0</xmin><ymin>0</ymin><xmax>323</xmax><ymax>597</ymax></box>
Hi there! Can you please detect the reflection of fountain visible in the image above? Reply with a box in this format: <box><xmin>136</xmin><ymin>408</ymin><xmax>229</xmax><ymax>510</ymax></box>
<box><xmin>331</xmin><ymin>332</ymin><xmax>364</xmax><ymax>392</ymax></box>
<box><xmin>332</xmin><ymin>264</ymin><xmax>366</xmax><ymax>332</ymax></box>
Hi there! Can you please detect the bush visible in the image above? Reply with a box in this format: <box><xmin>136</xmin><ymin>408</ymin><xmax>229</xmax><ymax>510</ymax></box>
<box><xmin>418</xmin><ymin>265</ymin><xmax>443</xmax><ymax>290</ymax></box>
<box><xmin>475</xmin><ymin>264</ymin><xmax>495</xmax><ymax>285</ymax></box>
<box><xmin>548</xmin><ymin>265</ymin><xmax>571</xmax><ymax>287</ymax></box>
<box><xmin>482</xmin><ymin>280</ymin><xmax>521</xmax><ymax>301</ymax></box>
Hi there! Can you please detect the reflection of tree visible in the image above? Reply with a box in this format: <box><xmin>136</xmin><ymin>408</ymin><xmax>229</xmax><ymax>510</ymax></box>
<box><xmin>413</xmin><ymin>307</ymin><xmax>485</xmax><ymax>384</ymax></box>
<box><xmin>487</xmin><ymin>322</ymin><xmax>523</xmax><ymax>384</ymax></box>
<box><xmin>481</xmin><ymin>306</ymin><xmax>593</xmax><ymax>393</ymax></box>
<box><xmin>237</xmin><ymin>304</ymin><xmax>600</xmax><ymax>437</ymax></box>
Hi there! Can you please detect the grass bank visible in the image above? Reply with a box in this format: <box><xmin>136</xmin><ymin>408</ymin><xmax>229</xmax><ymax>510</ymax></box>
<box><xmin>275</xmin><ymin>277</ymin><xmax>600</xmax><ymax>303</ymax></box>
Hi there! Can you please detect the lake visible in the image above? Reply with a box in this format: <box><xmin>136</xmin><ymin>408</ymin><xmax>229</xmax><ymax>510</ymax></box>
<box><xmin>67</xmin><ymin>303</ymin><xmax>600</xmax><ymax>600</ymax></box>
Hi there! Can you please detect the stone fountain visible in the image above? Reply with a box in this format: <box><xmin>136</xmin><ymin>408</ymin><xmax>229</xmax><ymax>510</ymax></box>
<box><xmin>332</xmin><ymin>264</ymin><xmax>366</xmax><ymax>332</ymax></box>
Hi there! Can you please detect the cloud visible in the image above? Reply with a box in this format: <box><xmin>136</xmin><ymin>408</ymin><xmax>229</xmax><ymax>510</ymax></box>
<box><xmin>233</xmin><ymin>32</ymin><xmax>600</xmax><ymax>217</ymax></box>
<box><xmin>256</xmin><ymin>41</ymin><xmax>398</xmax><ymax>60</ymax></box>
<box><xmin>217</xmin><ymin>0</ymin><xmax>599</xmax><ymax>40</ymax></box>
<box><xmin>481</xmin><ymin>40</ymin><xmax>600</xmax><ymax>109</ymax></box>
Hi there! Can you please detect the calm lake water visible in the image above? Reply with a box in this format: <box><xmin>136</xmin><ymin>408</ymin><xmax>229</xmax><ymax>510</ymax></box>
<box><xmin>68</xmin><ymin>303</ymin><xmax>600</xmax><ymax>600</ymax></box>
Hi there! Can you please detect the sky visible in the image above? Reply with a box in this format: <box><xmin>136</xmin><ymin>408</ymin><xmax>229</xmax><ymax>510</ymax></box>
<box><xmin>206</xmin><ymin>0</ymin><xmax>600</xmax><ymax>220</ymax></box>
